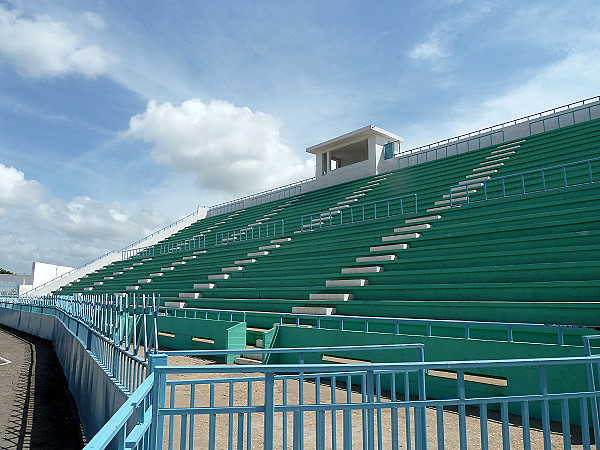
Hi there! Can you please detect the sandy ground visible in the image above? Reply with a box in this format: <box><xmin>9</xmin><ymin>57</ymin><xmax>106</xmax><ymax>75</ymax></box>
<box><xmin>0</xmin><ymin>325</ymin><xmax>84</xmax><ymax>450</ymax></box>
<box><xmin>160</xmin><ymin>354</ymin><xmax>592</xmax><ymax>449</ymax></box>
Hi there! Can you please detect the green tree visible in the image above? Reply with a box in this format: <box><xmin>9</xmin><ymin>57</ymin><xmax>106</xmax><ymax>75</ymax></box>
<box><xmin>0</xmin><ymin>268</ymin><xmax>14</xmax><ymax>275</ymax></box>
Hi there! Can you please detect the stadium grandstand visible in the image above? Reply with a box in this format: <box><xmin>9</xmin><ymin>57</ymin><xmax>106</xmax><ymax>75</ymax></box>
<box><xmin>1</xmin><ymin>96</ymin><xmax>600</xmax><ymax>449</ymax></box>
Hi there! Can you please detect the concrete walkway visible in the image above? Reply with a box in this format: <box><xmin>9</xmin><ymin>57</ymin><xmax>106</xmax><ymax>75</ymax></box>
<box><xmin>0</xmin><ymin>325</ymin><xmax>84</xmax><ymax>449</ymax></box>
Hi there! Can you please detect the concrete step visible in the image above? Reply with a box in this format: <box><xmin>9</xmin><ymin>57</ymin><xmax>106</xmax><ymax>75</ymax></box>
<box><xmin>133</xmin><ymin>262</ymin><xmax>143</xmax><ymax>266</ymax></box>
<box><xmin>352</xmin><ymin>188</ymin><xmax>372</xmax><ymax>194</ymax></box>
<box><xmin>248</xmin><ymin>251</ymin><xmax>269</xmax><ymax>257</ymax></box>
<box><xmin>329</xmin><ymin>205</ymin><xmax>350</xmax><ymax>211</ymax></box>
<box><xmin>451</xmin><ymin>183</ymin><xmax>483</xmax><ymax>191</ymax></box>
<box><xmin>405</xmin><ymin>215</ymin><xmax>442</xmax><ymax>224</ymax></box>
<box><xmin>164</xmin><ymin>301</ymin><xmax>187</xmax><ymax>308</ymax></box>
<box><xmin>381</xmin><ymin>232</ymin><xmax>421</xmax><ymax>242</ymax></box>
<box><xmin>126</xmin><ymin>286</ymin><xmax>140</xmax><ymax>291</ymax></box>
<box><xmin>393</xmin><ymin>224</ymin><xmax>431</xmax><ymax>233</ymax></box>
<box><xmin>356</xmin><ymin>255</ymin><xmax>396</xmax><ymax>263</ymax></box>
<box><xmin>172</xmin><ymin>261</ymin><xmax>187</xmax><ymax>266</ymax></box>
<box><xmin>94</xmin><ymin>281</ymin><xmax>104</xmax><ymax>285</ymax></box>
<box><xmin>486</xmin><ymin>151</ymin><xmax>515</xmax><ymax>160</ymax></box>
<box><xmin>179</xmin><ymin>292</ymin><xmax>201</xmax><ymax>299</ymax></box>
<box><xmin>443</xmin><ymin>190</ymin><xmax>476</xmax><ymax>198</ymax></box>
<box><xmin>103</xmin><ymin>276</ymin><xmax>114</xmax><ymax>280</ymax></box>
<box><xmin>326</xmin><ymin>279</ymin><xmax>368</xmax><ymax>287</ymax></box>
<box><xmin>473</xmin><ymin>162</ymin><xmax>504</xmax><ymax>172</ymax></box>
<box><xmin>137</xmin><ymin>279</ymin><xmax>152</xmax><ymax>283</ymax></box>
<box><xmin>113</xmin><ymin>272</ymin><xmax>123</xmax><ymax>275</ymax></box>
<box><xmin>161</xmin><ymin>267</ymin><xmax>176</xmax><ymax>271</ymax></box>
<box><xmin>123</xmin><ymin>267</ymin><xmax>134</xmax><ymax>270</ymax></box>
<box><xmin>370</xmin><ymin>243</ymin><xmax>409</xmax><ymax>252</ymax></box>
<box><xmin>481</xmin><ymin>156</ymin><xmax>510</xmax><ymax>164</ymax></box>
<box><xmin>183</xmin><ymin>256</ymin><xmax>197</xmax><ymax>260</ymax></box>
<box><xmin>345</xmin><ymin>193</ymin><xmax>365</xmax><ymax>200</ymax></box>
<box><xmin>208</xmin><ymin>274</ymin><xmax>230</xmax><ymax>280</ymax></box>
<box><xmin>258</xmin><ymin>244</ymin><xmax>281</xmax><ymax>250</ymax></box>
<box><xmin>222</xmin><ymin>266</ymin><xmax>244</xmax><ymax>272</ymax></box>
<box><xmin>341</xmin><ymin>266</ymin><xmax>383</xmax><ymax>274</ymax></box>
<box><xmin>84</xmin><ymin>287</ymin><xmax>94</xmax><ymax>291</ymax></box>
<box><xmin>193</xmin><ymin>283</ymin><xmax>216</xmax><ymax>289</ymax></box>
<box><xmin>458</xmin><ymin>176</ymin><xmax>490</xmax><ymax>184</ymax></box>
<box><xmin>493</xmin><ymin>141</ymin><xmax>523</xmax><ymax>151</ymax></box>
<box><xmin>149</xmin><ymin>273</ymin><xmax>164</xmax><ymax>277</ymax></box>
<box><xmin>234</xmin><ymin>258</ymin><xmax>257</xmax><ymax>264</ymax></box>
<box><xmin>309</xmin><ymin>293</ymin><xmax>354</xmax><ymax>301</ymax></box>
<box><xmin>336</xmin><ymin>199</ymin><xmax>358</xmax><ymax>205</ymax></box>
<box><xmin>427</xmin><ymin>206</ymin><xmax>453</xmax><ymax>212</ymax></box>
<box><xmin>291</xmin><ymin>306</ymin><xmax>336</xmax><ymax>315</ymax></box>
<box><xmin>270</xmin><ymin>237</ymin><xmax>292</xmax><ymax>244</ymax></box>
<box><xmin>465</xmin><ymin>169</ymin><xmax>497</xmax><ymax>178</ymax></box>
<box><xmin>434</xmin><ymin>197</ymin><xmax>467</xmax><ymax>206</ymax></box>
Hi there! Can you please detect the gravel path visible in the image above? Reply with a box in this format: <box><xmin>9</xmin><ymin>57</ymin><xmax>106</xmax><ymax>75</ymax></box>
<box><xmin>0</xmin><ymin>325</ymin><xmax>85</xmax><ymax>449</ymax></box>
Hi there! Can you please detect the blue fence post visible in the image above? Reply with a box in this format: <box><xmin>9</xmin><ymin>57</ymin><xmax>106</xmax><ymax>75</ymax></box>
<box><xmin>264</xmin><ymin>372</ymin><xmax>275</xmax><ymax>450</ymax></box>
<box><xmin>148</xmin><ymin>353</ymin><xmax>168</xmax><ymax>450</ymax></box>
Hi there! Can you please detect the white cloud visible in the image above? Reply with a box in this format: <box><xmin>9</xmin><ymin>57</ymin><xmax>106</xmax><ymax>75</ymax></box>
<box><xmin>123</xmin><ymin>99</ymin><xmax>314</xmax><ymax>196</ymax></box>
<box><xmin>0</xmin><ymin>5</ymin><xmax>118</xmax><ymax>78</ymax></box>
<box><xmin>0</xmin><ymin>164</ymin><xmax>170</xmax><ymax>272</ymax></box>
<box><xmin>0</xmin><ymin>163</ymin><xmax>45</xmax><ymax>215</ymax></box>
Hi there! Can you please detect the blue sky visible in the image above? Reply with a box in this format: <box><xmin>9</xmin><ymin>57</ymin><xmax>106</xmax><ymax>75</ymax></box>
<box><xmin>0</xmin><ymin>0</ymin><xmax>598</xmax><ymax>273</ymax></box>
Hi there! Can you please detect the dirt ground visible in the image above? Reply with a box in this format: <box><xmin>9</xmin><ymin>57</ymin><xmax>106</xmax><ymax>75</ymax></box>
<box><xmin>0</xmin><ymin>325</ymin><xmax>85</xmax><ymax>450</ymax></box>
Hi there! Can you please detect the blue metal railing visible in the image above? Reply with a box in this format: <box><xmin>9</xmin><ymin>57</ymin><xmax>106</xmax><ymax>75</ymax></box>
<box><xmin>86</xmin><ymin>351</ymin><xmax>600</xmax><ymax>449</ymax></box>
<box><xmin>159</xmin><ymin>234</ymin><xmax>206</xmax><ymax>254</ymax></box>
<box><xmin>0</xmin><ymin>294</ymin><xmax>160</xmax><ymax>393</ymax></box>
<box><xmin>396</xmin><ymin>96</ymin><xmax>600</xmax><ymax>169</ymax></box>
<box><xmin>215</xmin><ymin>220</ymin><xmax>285</xmax><ymax>245</ymax></box>
<box><xmin>159</xmin><ymin>306</ymin><xmax>585</xmax><ymax>346</ymax></box>
<box><xmin>301</xmin><ymin>194</ymin><xmax>418</xmax><ymax>231</ymax></box>
<box><xmin>448</xmin><ymin>156</ymin><xmax>600</xmax><ymax>206</ymax></box>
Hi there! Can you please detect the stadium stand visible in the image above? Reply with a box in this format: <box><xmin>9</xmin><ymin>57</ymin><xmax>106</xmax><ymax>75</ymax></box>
<box><xmin>3</xmin><ymin>97</ymin><xmax>600</xmax><ymax>448</ymax></box>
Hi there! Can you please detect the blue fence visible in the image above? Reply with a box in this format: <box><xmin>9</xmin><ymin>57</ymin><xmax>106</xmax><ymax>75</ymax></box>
<box><xmin>87</xmin><ymin>351</ymin><xmax>600</xmax><ymax>449</ymax></box>
<box><xmin>159</xmin><ymin>305</ymin><xmax>583</xmax><ymax>346</ymax></box>
<box><xmin>215</xmin><ymin>220</ymin><xmax>285</xmax><ymax>245</ymax></box>
<box><xmin>448</xmin><ymin>156</ymin><xmax>600</xmax><ymax>206</ymax></box>
<box><xmin>301</xmin><ymin>194</ymin><xmax>418</xmax><ymax>231</ymax></box>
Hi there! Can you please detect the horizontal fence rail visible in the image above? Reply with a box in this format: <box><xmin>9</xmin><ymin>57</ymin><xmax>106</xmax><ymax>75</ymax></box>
<box><xmin>159</xmin><ymin>306</ymin><xmax>589</xmax><ymax>347</ymax></box>
<box><xmin>449</xmin><ymin>156</ymin><xmax>600</xmax><ymax>206</ymax></box>
<box><xmin>215</xmin><ymin>220</ymin><xmax>285</xmax><ymax>245</ymax></box>
<box><xmin>93</xmin><ymin>353</ymin><xmax>600</xmax><ymax>450</ymax></box>
<box><xmin>397</xmin><ymin>96</ymin><xmax>600</xmax><ymax>169</ymax></box>
<box><xmin>301</xmin><ymin>194</ymin><xmax>418</xmax><ymax>231</ymax></box>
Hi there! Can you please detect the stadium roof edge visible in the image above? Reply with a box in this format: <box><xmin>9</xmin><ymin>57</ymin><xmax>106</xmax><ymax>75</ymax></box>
<box><xmin>306</xmin><ymin>125</ymin><xmax>403</xmax><ymax>154</ymax></box>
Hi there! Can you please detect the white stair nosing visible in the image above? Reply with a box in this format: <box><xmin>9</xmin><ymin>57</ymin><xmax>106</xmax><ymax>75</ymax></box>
<box><xmin>138</xmin><ymin>279</ymin><xmax>152</xmax><ymax>283</ymax></box>
<box><xmin>103</xmin><ymin>276</ymin><xmax>114</xmax><ymax>280</ymax></box>
<box><xmin>161</xmin><ymin>267</ymin><xmax>176</xmax><ymax>271</ymax></box>
<box><xmin>126</xmin><ymin>286</ymin><xmax>140</xmax><ymax>291</ymax></box>
<box><xmin>473</xmin><ymin>162</ymin><xmax>504</xmax><ymax>172</ymax></box>
<box><xmin>149</xmin><ymin>273</ymin><xmax>164</xmax><ymax>277</ymax></box>
<box><xmin>193</xmin><ymin>283</ymin><xmax>216</xmax><ymax>289</ymax></box>
<box><xmin>248</xmin><ymin>251</ymin><xmax>270</xmax><ymax>257</ymax></box>
<box><xmin>381</xmin><ymin>232</ymin><xmax>421</xmax><ymax>242</ymax></box>
<box><xmin>208</xmin><ymin>274</ymin><xmax>230</xmax><ymax>280</ymax></box>
<box><xmin>486</xmin><ymin>151</ymin><xmax>515</xmax><ymax>160</ymax></box>
<box><xmin>179</xmin><ymin>292</ymin><xmax>201</xmax><ymax>299</ymax></box>
<box><xmin>258</xmin><ymin>244</ymin><xmax>281</xmax><ymax>250</ymax></box>
<box><xmin>393</xmin><ymin>223</ymin><xmax>432</xmax><ymax>232</ymax></box>
<box><xmin>370</xmin><ymin>243</ymin><xmax>409</xmax><ymax>252</ymax></box>
<box><xmin>222</xmin><ymin>266</ymin><xmax>244</xmax><ymax>272</ymax></box>
<box><xmin>465</xmin><ymin>169</ymin><xmax>497</xmax><ymax>178</ymax></box>
<box><xmin>451</xmin><ymin>182</ymin><xmax>484</xmax><ymax>191</ymax></box>
<box><xmin>481</xmin><ymin>156</ymin><xmax>510</xmax><ymax>164</ymax></box>
<box><xmin>443</xmin><ymin>190</ymin><xmax>476</xmax><ymax>198</ymax></box>
<box><xmin>434</xmin><ymin>198</ymin><xmax>467</xmax><ymax>206</ymax></box>
<box><xmin>270</xmin><ymin>237</ymin><xmax>292</xmax><ymax>243</ymax></box>
<box><xmin>309</xmin><ymin>293</ymin><xmax>354</xmax><ymax>301</ymax></box>
<box><xmin>405</xmin><ymin>215</ymin><xmax>442</xmax><ymax>224</ymax></box>
<box><xmin>341</xmin><ymin>266</ymin><xmax>383</xmax><ymax>274</ymax></box>
<box><xmin>234</xmin><ymin>259</ymin><xmax>257</xmax><ymax>264</ymax></box>
<box><xmin>459</xmin><ymin>176</ymin><xmax>491</xmax><ymax>184</ymax></box>
<box><xmin>326</xmin><ymin>279</ymin><xmax>369</xmax><ymax>287</ymax></box>
<box><xmin>94</xmin><ymin>282</ymin><xmax>104</xmax><ymax>285</ymax></box>
<box><xmin>427</xmin><ymin>206</ymin><xmax>453</xmax><ymax>212</ymax></box>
